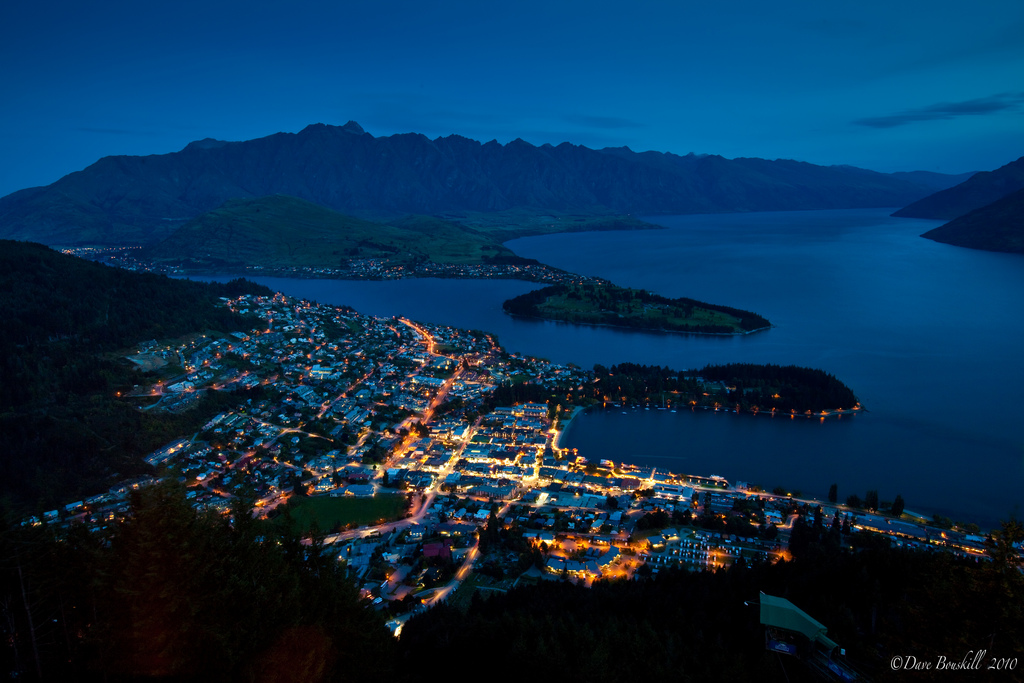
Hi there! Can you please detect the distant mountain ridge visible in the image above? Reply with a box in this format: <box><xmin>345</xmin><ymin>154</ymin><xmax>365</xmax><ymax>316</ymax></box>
<box><xmin>921</xmin><ymin>188</ymin><xmax>1024</xmax><ymax>253</ymax></box>
<box><xmin>893</xmin><ymin>156</ymin><xmax>1024</xmax><ymax>220</ymax></box>
<box><xmin>0</xmin><ymin>121</ymin><xmax>971</xmax><ymax>246</ymax></box>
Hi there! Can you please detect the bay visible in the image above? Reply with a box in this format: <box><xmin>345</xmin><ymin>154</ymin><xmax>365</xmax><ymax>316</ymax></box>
<box><xmin>188</xmin><ymin>209</ymin><xmax>1024</xmax><ymax>528</ymax></box>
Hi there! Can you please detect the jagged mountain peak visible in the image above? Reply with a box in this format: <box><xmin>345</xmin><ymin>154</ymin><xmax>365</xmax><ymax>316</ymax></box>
<box><xmin>0</xmin><ymin>123</ymin><xmax>966</xmax><ymax>247</ymax></box>
<box><xmin>183</xmin><ymin>137</ymin><xmax>229</xmax><ymax>152</ymax></box>
<box><xmin>296</xmin><ymin>121</ymin><xmax>370</xmax><ymax>137</ymax></box>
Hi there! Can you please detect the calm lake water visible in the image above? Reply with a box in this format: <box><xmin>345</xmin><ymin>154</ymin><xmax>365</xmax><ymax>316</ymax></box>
<box><xmin>190</xmin><ymin>209</ymin><xmax>1024</xmax><ymax>529</ymax></box>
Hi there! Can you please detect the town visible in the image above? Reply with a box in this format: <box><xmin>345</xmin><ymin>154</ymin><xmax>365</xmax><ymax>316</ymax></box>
<box><xmin>61</xmin><ymin>245</ymin><xmax>613</xmax><ymax>286</ymax></box>
<box><xmin>25</xmin><ymin>292</ymin><xmax>1006</xmax><ymax>634</ymax></box>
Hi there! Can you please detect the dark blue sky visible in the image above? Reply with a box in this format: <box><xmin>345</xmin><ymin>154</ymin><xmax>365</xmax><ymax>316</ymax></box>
<box><xmin>2</xmin><ymin>0</ymin><xmax>1022</xmax><ymax>197</ymax></box>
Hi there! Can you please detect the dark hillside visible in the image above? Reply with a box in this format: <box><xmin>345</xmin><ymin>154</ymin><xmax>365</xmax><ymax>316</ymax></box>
<box><xmin>893</xmin><ymin>155</ymin><xmax>1024</xmax><ymax>220</ymax></box>
<box><xmin>0</xmin><ymin>240</ymin><xmax>270</xmax><ymax>509</ymax></box>
<box><xmin>921</xmin><ymin>187</ymin><xmax>1024</xmax><ymax>253</ymax></box>
<box><xmin>398</xmin><ymin>537</ymin><xmax>1023</xmax><ymax>682</ymax></box>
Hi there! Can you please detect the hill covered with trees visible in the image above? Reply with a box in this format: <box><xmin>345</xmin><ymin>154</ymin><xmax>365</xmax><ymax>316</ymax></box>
<box><xmin>921</xmin><ymin>187</ymin><xmax>1024</xmax><ymax>254</ymax></box>
<box><xmin>698</xmin><ymin>363</ymin><xmax>859</xmax><ymax>413</ymax></box>
<box><xmin>0</xmin><ymin>240</ymin><xmax>271</xmax><ymax>510</ymax></box>
<box><xmin>591</xmin><ymin>362</ymin><xmax>858</xmax><ymax>413</ymax></box>
<box><xmin>1</xmin><ymin>483</ymin><xmax>396</xmax><ymax>681</ymax></box>
<box><xmin>893</xmin><ymin>155</ymin><xmax>1024</xmax><ymax>221</ymax></box>
<box><xmin>399</xmin><ymin>521</ymin><xmax>1023</xmax><ymax>682</ymax></box>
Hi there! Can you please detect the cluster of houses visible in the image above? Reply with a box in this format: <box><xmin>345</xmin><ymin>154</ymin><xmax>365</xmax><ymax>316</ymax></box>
<box><xmin>26</xmin><ymin>290</ymin><xmax>1007</xmax><ymax>593</ymax></box>
<box><xmin>83</xmin><ymin>242</ymin><xmax>616</xmax><ymax>287</ymax></box>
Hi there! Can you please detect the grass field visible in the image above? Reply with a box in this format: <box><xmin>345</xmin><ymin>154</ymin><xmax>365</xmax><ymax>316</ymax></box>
<box><xmin>146</xmin><ymin>198</ymin><xmax>667</xmax><ymax>272</ymax></box>
<box><xmin>147</xmin><ymin>195</ymin><xmax>527</xmax><ymax>268</ymax></box>
<box><xmin>446</xmin><ymin>572</ymin><xmax>513</xmax><ymax>612</ymax></box>
<box><xmin>280</xmin><ymin>493</ymin><xmax>407</xmax><ymax>532</ymax></box>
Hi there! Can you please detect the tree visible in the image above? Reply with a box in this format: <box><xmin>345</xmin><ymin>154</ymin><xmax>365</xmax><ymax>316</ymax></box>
<box><xmin>479</xmin><ymin>508</ymin><xmax>502</xmax><ymax>553</ymax></box>
<box><xmin>788</xmin><ymin>515</ymin><xmax>815</xmax><ymax>558</ymax></box>
<box><xmin>991</xmin><ymin>517</ymin><xmax>1024</xmax><ymax>573</ymax></box>
<box><xmin>52</xmin><ymin>481</ymin><xmax>396</xmax><ymax>679</ymax></box>
<box><xmin>828</xmin><ymin>483</ymin><xmax>838</xmax><ymax>504</ymax></box>
<box><xmin>846</xmin><ymin>494</ymin><xmax>862</xmax><ymax>509</ymax></box>
<box><xmin>865</xmin><ymin>490</ymin><xmax>879</xmax><ymax>511</ymax></box>
<box><xmin>890</xmin><ymin>494</ymin><xmax>905</xmax><ymax>518</ymax></box>
<box><xmin>673</xmin><ymin>509</ymin><xmax>693</xmax><ymax>526</ymax></box>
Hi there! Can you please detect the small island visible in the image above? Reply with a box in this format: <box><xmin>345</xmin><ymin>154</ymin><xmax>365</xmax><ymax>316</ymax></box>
<box><xmin>503</xmin><ymin>283</ymin><xmax>770</xmax><ymax>334</ymax></box>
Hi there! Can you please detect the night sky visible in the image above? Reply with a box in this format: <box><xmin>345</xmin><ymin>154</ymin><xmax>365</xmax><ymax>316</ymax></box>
<box><xmin>2</xmin><ymin>0</ymin><xmax>1022</xmax><ymax>197</ymax></box>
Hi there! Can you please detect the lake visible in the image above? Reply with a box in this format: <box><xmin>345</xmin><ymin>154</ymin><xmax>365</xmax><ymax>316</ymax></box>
<box><xmin>188</xmin><ymin>208</ymin><xmax>1024</xmax><ymax>528</ymax></box>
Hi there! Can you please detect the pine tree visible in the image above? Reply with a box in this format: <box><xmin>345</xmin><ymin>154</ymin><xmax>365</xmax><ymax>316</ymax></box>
<box><xmin>891</xmin><ymin>494</ymin><xmax>905</xmax><ymax>518</ymax></box>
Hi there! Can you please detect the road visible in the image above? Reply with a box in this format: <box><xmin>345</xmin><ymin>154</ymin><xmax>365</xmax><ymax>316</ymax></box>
<box><xmin>313</xmin><ymin>318</ymin><xmax>507</xmax><ymax>609</ymax></box>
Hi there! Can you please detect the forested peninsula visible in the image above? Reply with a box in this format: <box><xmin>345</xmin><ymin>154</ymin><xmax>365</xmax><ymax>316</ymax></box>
<box><xmin>590</xmin><ymin>363</ymin><xmax>860</xmax><ymax>414</ymax></box>
<box><xmin>503</xmin><ymin>283</ymin><xmax>770</xmax><ymax>334</ymax></box>
<box><xmin>472</xmin><ymin>362</ymin><xmax>859</xmax><ymax>416</ymax></box>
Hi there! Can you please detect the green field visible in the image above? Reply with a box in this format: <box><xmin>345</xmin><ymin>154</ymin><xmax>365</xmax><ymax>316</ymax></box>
<box><xmin>455</xmin><ymin>210</ymin><xmax>664</xmax><ymax>242</ymax></box>
<box><xmin>446</xmin><ymin>572</ymin><xmax>513</xmax><ymax>612</ymax></box>
<box><xmin>279</xmin><ymin>493</ymin><xmax>407</xmax><ymax>532</ymax></box>
<box><xmin>146</xmin><ymin>196</ymin><xmax>540</xmax><ymax>269</ymax></box>
<box><xmin>541</xmin><ymin>289</ymin><xmax>739</xmax><ymax>330</ymax></box>
<box><xmin>145</xmin><ymin>198</ymin><xmax>667</xmax><ymax>272</ymax></box>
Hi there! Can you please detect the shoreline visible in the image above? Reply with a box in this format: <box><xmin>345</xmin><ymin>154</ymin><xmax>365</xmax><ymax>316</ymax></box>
<box><xmin>169</xmin><ymin>268</ymin><xmax>575</xmax><ymax>284</ymax></box>
<box><xmin>504</xmin><ymin>311</ymin><xmax>772</xmax><ymax>337</ymax></box>
<box><xmin>582</xmin><ymin>402</ymin><xmax>864</xmax><ymax>421</ymax></box>
<box><xmin>552</xmin><ymin>406</ymin><xmax>586</xmax><ymax>450</ymax></box>
<box><xmin>556</xmin><ymin>406</ymin><xmax>1004</xmax><ymax>532</ymax></box>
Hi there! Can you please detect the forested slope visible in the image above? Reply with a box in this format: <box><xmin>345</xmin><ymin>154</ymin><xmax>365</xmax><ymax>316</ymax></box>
<box><xmin>0</xmin><ymin>240</ymin><xmax>270</xmax><ymax>509</ymax></box>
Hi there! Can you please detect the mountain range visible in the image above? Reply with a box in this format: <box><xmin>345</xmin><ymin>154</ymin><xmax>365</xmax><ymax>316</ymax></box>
<box><xmin>896</xmin><ymin>156</ymin><xmax>1024</xmax><ymax>253</ymax></box>
<box><xmin>893</xmin><ymin>156</ymin><xmax>1024</xmax><ymax>220</ymax></box>
<box><xmin>0</xmin><ymin>121</ymin><xmax>971</xmax><ymax>248</ymax></box>
<box><xmin>920</xmin><ymin>187</ymin><xmax>1024</xmax><ymax>253</ymax></box>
